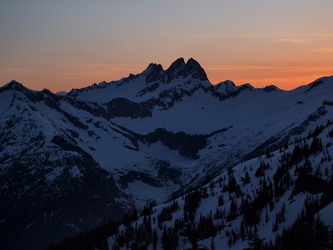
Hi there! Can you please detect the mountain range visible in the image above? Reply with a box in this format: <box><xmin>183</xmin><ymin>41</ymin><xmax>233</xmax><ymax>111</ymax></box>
<box><xmin>0</xmin><ymin>58</ymin><xmax>333</xmax><ymax>249</ymax></box>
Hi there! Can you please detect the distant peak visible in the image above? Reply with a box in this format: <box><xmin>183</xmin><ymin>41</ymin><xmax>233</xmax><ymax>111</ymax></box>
<box><xmin>240</xmin><ymin>83</ymin><xmax>254</xmax><ymax>90</ymax></box>
<box><xmin>221</xmin><ymin>80</ymin><xmax>235</xmax><ymax>86</ymax></box>
<box><xmin>262</xmin><ymin>85</ymin><xmax>279</xmax><ymax>93</ymax></box>
<box><xmin>145</xmin><ymin>63</ymin><xmax>163</xmax><ymax>72</ymax></box>
<box><xmin>143</xmin><ymin>63</ymin><xmax>164</xmax><ymax>83</ymax></box>
<box><xmin>2</xmin><ymin>80</ymin><xmax>25</xmax><ymax>91</ymax></box>
<box><xmin>215</xmin><ymin>80</ymin><xmax>236</xmax><ymax>93</ymax></box>
<box><xmin>216</xmin><ymin>80</ymin><xmax>236</xmax><ymax>88</ymax></box>
<box><xmin>42</xmin><ymin>88</ymin><xmax>54</xmax><ymax>95</ymax></box>
<box><xmin>7</xmin><ymin>80</ymin><xmax>22</xmax><ymax>86</ymax></box>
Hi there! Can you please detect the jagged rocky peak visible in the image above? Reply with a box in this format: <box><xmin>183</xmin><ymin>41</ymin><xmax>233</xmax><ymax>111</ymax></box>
<box><xmin>183</xmin><ymin>57</ymin><xmax>208</xmax><ymax>81</ymax></box>
<box><xmin>143</xmin><ymin>63</ymin><xmax>164</xmax><ymax>83</ymax></box>
<box><xmin>165</xmin><ymin>57</ymin><xmax>208</xmax><ymax>82</ymax></box>
<box><xmin>141</xmin><ymin>57</ymin><xmax>208</xmax><ymax>84</ymax></box>
<box><xmin>144</xmin><ymin>63</ymin><xmax>164</xmax><ymax>73</ymax></box>
<box><xmin>166</xmin><ymin>57</ymin><xmax>186</xmax><ymax>75</ymax></box>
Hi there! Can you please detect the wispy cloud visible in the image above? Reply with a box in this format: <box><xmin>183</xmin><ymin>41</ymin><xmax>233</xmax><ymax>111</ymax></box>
<box><xmin>206</xmin><ymin>65</ymin><xmax>333</xmax><ymax>72</ymax></box>
<box><xmin>206</xmin><ymin>65</ymin><xmax>282</xmax><ymax>71</ymax></box>
<box><xmin>277</xmin><ymin>38</ymin><xmax>309</xmax><ymax>44</ymax></box>
<box><xmin>72</xmin><ymin>63</ymin><xmax>146</xmax><ymax>68</ymax></box>
<box><xmin>189</xmin><ymin>33</ymin><xmax>333</xmax><ymax>39</ymax></box>
<box><xmin>277</xmin><ymin>34</ymin><xmax>333</xmax><ymax>44</ymax></box>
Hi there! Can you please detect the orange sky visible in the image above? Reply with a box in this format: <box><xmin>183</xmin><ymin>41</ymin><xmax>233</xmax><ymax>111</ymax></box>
<box><xmin>2</xmin><ymin>59</ymin><xmax>333</xmax><ymax>92</ymax></box>
<box><xmin>1</xmin><ymin>1</ymin><xmax>333</xmax><ymax>92</ymax></box>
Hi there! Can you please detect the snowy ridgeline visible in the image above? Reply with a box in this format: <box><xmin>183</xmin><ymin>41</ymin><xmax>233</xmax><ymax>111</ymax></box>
<box><xmin>108</xmin><ymin>120</ymin><xmax>333</xmax><ymax>249</ymax></box>
<box><xmin>1</xmin><ymin>59</ymin><xmax>333</xmax><ymax>249</ymax></box>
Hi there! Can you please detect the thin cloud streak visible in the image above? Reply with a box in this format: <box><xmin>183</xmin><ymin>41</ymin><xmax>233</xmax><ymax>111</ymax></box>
<box><xmin>187</xmin><ymin>33</ymin><xmax>333</xmax><ymax>39</ymax></box>
<box><xmin>206</xmin><ymin>65</ymin><xmax>333</xmax><ymax>72</ymax></box>
<box><xmin>277</xmin><ymin>38</ymin><xmax>309</xmax><ymax>44</ymax></box>
<box><xmin>73</xmin><ymin>63</ymin><xmax>147</xmax><ymax>68</ymax></box>
<box><xmin>206</xmin><ymin>65</ymin><xmax>283</xmax><ymax>70</ymax></box>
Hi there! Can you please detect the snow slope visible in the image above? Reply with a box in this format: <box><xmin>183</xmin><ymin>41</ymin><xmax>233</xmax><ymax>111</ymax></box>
<box><xmin>108</xmin><ymin>118</ymin><xmax>333</xmax><ymax>249</ymax></box>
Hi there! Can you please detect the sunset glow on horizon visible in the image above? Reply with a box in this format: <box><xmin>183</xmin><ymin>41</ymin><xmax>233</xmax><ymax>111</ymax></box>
<box><xmin>1</xmin><ymin>0</ymin><xmax>333</xmax><ymax>92</ymax></box>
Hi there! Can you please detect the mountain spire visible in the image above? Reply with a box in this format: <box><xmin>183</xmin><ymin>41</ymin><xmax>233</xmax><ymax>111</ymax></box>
<box><xmin>184</xmin><ymin>58</ymin><xmax>208</xmax><ymax>81</ymax></box>
<box><xmin>143</xmin><ymin>63</ymin><xmax>164</xmax><ymax>83</ymax></box>
<box><xmin>165</xmin><ymin>57</ymin><xmax>208</xmax><ymax>82</ymax></box>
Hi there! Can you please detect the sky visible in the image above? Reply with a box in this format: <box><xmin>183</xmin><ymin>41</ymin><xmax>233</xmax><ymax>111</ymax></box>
<box><xmin>1</xmin><ymin>0</ymin><xmax>333</xmax><ymax>92</ymax></box>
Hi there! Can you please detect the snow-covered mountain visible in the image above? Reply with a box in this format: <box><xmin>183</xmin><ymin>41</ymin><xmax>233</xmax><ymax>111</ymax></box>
<box><xmin>108</xmin><ymin>118</ymin><xmax>333</xmax><ymax>249</ymax></box>
<box><xmin>1</xmin><ymin>58</ymin><xmax>333</xmax><ymax>249</ymax></box>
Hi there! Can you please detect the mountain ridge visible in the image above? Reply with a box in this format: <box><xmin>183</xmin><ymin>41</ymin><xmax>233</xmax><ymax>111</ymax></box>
<box><xmin>1</xmin><ymin>59</ymin><xmax>333</xmax><ymax>249</ymax></box>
